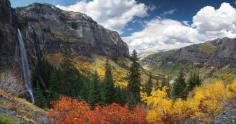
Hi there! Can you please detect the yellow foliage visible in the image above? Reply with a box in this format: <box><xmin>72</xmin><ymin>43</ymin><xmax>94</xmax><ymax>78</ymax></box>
<box><xmin>46</xmin><ymin>54</ymin><xmax>153</xmax><ymax>88</ymax></box>
<box><xmin>143</xmin><ymin>79</ymin><xmax>236</xmax><ymax>124</ymax></box>
<box><xmin>228</xmin><ymin>78</ymin><xmax>236</xmax><ymax>93</ymax></box>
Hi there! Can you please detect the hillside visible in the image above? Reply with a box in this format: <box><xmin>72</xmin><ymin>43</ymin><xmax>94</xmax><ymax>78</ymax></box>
<box><xmin>46</xmin><ymin>54</ymin><xmax>153</xmax><ymax>88</ymax></box>
<box><xmin>142</xmin><ymin>37</ymin><xmax>236</xmax><ymax>82</ymax></box>
<box><xmin>0</xmin><ymin>89</ymin><xmax>49</xmax><ymax>124</ymax></box>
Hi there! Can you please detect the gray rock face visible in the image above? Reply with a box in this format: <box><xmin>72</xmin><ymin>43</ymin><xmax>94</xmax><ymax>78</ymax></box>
<box><xmin>0</xmin><ymin>0</ymin><xmax>18</xmax><ymax>69</ymax></box>
<box><xmin>0</xmin><ymin>0</ymin><xmax>26</xmax><ymax>96</ymax></box>
<box><xmin>16</xmin><ymin>3</ymin><xmax>129</xmax><ymax>60</ymax></box>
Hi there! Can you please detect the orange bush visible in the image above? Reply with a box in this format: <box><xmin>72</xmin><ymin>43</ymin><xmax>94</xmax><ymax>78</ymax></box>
<box><xmin>49</xmin><ymin>96</ymin><xmax>147</xmax><ymax>124</ymax></box>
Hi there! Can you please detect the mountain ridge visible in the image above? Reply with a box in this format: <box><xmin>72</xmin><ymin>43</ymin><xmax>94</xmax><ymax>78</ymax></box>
<box><xmin>141</xmin><ymin>37</ymin><xmax>236</xmax><ymax>80</ymax></box>
<box><xmin>142</xmin><ymin>37</ymin><xmax>236</xmax><ymax>67</ymax></box>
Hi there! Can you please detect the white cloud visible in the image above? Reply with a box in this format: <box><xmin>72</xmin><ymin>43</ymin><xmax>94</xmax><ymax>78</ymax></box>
<box><xmin>123</xmin><ymin>18</ymin><xmax>200</xmax><ymax>55</ymax></box>
<box><xmin>57</xmin><ymin>0</ymin><xmax>148</xmax><ymax>33</ymax></box>
<box><xmin>192</xmin><ymin>2</ymin><xmax>236</xmax><ymax>39</ymax></box>
<box><xmin>124</xmin><ymin>2</ymin><xmax>236</xmax><ymax>56</ymax></box>
<box><xmin>160</xmin><ymin>9</ymin><xmax>176</xmax><ymax>17</ymax></box>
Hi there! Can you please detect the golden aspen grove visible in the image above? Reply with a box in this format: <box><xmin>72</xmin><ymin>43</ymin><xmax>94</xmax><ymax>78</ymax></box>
<box><xmin>142</xmin><ymin>78</ymin><xmax>236</xmax><ymax>123</ymax></box>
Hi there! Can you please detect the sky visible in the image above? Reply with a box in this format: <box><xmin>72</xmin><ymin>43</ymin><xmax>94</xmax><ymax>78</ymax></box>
<box><xmin>10</xmin><ymin>0</ymin><xmax>236</xmax><ymax>55</ymax></box>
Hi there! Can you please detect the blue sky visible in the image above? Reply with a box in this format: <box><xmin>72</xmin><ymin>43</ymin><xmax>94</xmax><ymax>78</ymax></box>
<box><xmin>11</xmin><ymin>0</ymin><xmax>236</xmax><ymax>35</ymax></box>
<box><xmin>10</xmin><ymin>0</ymin><xmax>236</xmax><ymax>55</ymax></box>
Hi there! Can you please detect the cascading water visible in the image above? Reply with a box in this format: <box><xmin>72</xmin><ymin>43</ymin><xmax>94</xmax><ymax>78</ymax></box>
<box><xmin>17</xmin><ymin>29</ymin><xmax>34</xmax><ymax>103</ymax></box>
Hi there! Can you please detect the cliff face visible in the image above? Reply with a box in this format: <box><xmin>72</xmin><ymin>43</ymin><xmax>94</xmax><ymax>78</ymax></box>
<box><xmin>0</xmin><ymin>0</ymin><xmax>26</xmax><ymax>96</ymax></box>
<box><xmin>0</xmin><ymin>0</ymin><xmax>17</xmax><ymax>68</ymax></box>
<box><xmin>16</xmin><ymin>3</ymin><xmax>129</xmax><ymax>60</ymax></box>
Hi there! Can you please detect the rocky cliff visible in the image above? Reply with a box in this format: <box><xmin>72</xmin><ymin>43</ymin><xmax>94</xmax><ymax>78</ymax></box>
<box><xmin>16</xmin><ymin>3</ymin><xmax>129</xmax><ymax>60</ymax></box>
<box><xmin>0</xmin><ymin>0</ymin><xmax>26</xmax><ymax>97</ymax></box>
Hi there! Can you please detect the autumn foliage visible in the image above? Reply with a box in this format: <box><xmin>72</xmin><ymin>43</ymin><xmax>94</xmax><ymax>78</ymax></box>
<box><xmin>48</xmin><ymin>76</ymin><xmax>236</xmax><ymax>124</ymax></box>
<box><xmin>49</xmin><ymin>97</ymin><xmax>147</xmax><ymax>124</ymax></box>
<box><xmin>142</xmin><ymin>78</ymin><xmax>236</xmax><ymax>124</ymax></box>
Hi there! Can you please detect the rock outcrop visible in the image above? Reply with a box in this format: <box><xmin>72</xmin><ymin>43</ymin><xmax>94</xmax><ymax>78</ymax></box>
<box><xmin>16</xmin><ymin>3</ymin><xmax>129</xmax><ymax>61</ymax></box>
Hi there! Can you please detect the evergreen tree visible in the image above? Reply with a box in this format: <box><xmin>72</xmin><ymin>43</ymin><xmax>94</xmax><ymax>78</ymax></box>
<box><xmin>101</xmin><ymin>59</ymin><xmax>115</xmax><ymax>105</ymax></box>
<box><xmin>88</xmin><ymin>72</ymin><xmax>100</xmax><ymax>107</ymax></box>
<box><xmin>78</xmin><ymin>79</ymin><xmax>89</xmax><ymax>101</ymax></box>
<box><xmin>127</xmin><ymin>50</ymin><xmax>141</xmax><ymax>108</ymax></box>
<box><xmin>34</xmin><ymin>82</ymin><xmax>48</xmax><ymax>108</ymax></box>
<box><xmin>171</xmin><ymin>71</ymin><xmax>187</xmax><ymax>99</ymax></box>
<box><xmin>47</xmin><ymin>71</ymin><xmax>60</xmax><ymax>106</ymax></box>
<box><xmin>60</xmin><ymin>43</ymin><xmax>82</xmax><ymax>97</ymax></box>
<box><xmin>145</xmin><ymin>73</ymin><xmax>153</xmax><ymax>96</ymax></box>
<box><xmin>114</xmin><ymin>87</ymin><xmax>127</xmax><ymax>105</ymax></box>
<box><xmin>187</xmin><ymin>70</ymin><xmax>201</xmax><ymax>92</ymax></box>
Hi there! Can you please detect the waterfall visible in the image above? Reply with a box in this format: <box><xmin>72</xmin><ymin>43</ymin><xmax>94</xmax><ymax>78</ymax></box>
<box><xmin>17</xmin><ymin>29</ymin><xmax>34</xmax><ymax>103</ymax></box>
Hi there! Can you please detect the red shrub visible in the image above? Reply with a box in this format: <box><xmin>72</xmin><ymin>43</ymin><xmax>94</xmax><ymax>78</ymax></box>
<box><xmin>49</xmin><ymin>96</ymin><xmax>147</xmax><ymax>124</ymax></box>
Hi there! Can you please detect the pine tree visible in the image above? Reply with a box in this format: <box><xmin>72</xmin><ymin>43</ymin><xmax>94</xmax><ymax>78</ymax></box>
<box><xmin>101</xmin><ymin>59</ymin><xmax>115</xmax><ymax>105</ymax></box>
<box><xmin>114</xmin><ymin>87</ymin><xmax>127</xmax><ymax>105</ymax></box>
<box><xmin>60</xmin><ymin>43</ymin><xmax>82</xmax><ymax>97</ymax></box>
<box><xmin>47</xmin><ymin>71</ymin><xmax>59</xmax><ymax>105</ymax></box>
<box><xmin>88</xmin><ymin>72</ymin><xmax>100</xmax><ymax>108</ymax></box>
<box><xmin>187</xmin><ymin>70</ymin><xmax>201</xmax><ymax>92</ymax></box>
<box><xmin>171</xmin><ymin>71</ymin><xmax>187</xmax><ymax>99</ymax></box>
<box><xmin>145</xmin><ymin>73</ymin><xmax>153</xmax><ymax>96</ymax></box>
<box><xmin>127</xmin><ymin>50</ymin><xmax>141</xmax><ymax>108</ymax></box>
<box><xmin>34</xmin><ymin>82</ymin><xmax>48</xmax><ymax>108</ymax></box>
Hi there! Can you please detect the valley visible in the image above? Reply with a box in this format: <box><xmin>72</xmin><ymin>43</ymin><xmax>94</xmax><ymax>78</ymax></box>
<box><xmin>0</xmin><ymin>0</ymin><xmax>236</xmax><ymax>124</ymax></box>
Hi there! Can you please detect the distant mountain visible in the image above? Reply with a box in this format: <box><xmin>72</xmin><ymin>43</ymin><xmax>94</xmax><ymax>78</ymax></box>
<box><xmin>142</xmin><ymin>37</ymin><xmax>236</xmax><ymax>80</ymax></box>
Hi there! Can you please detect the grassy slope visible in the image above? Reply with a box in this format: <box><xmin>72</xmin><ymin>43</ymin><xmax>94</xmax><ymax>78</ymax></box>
<box><xmin>0</xmin><ymin>89</ymin><xmax>49</xmax><ymax>124</ymax></box>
